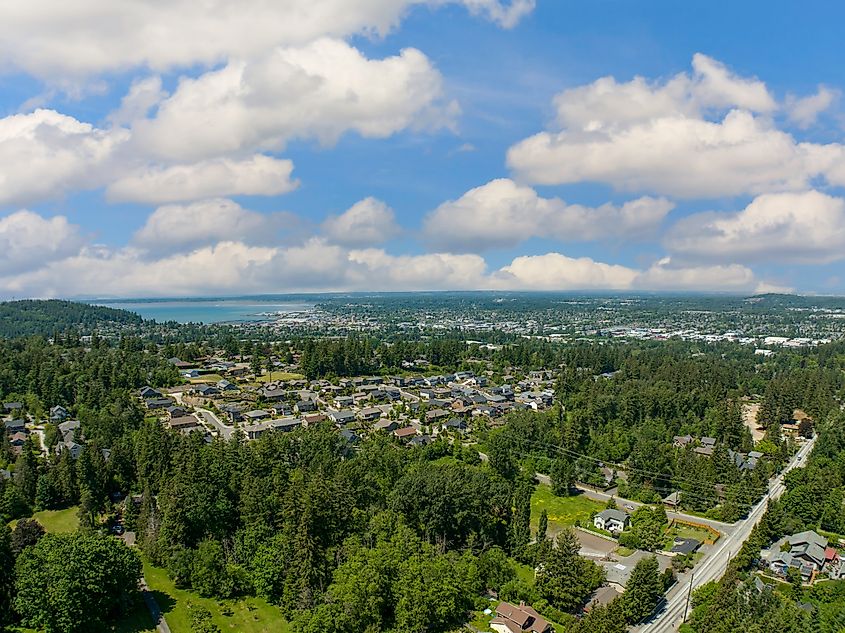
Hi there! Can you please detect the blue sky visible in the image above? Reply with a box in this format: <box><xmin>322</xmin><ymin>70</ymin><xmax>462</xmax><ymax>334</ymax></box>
<box><xmin>0</xmin><ymin>0</ymin><xmax>843</xmax><ymax>297</ymax></box>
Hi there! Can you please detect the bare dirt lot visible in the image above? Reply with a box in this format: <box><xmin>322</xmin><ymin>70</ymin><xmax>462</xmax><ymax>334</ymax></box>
<box><xmin>742</xmin><ymin>402</ymin><xmax>765</xmax><ymax>442</ymax></box>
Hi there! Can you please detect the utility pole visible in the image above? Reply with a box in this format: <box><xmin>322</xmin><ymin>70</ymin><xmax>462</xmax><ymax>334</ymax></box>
<box><xmin>683</xmin><ymin>571</ymin><xmax>694</xmax><ymax>622</ymax></box>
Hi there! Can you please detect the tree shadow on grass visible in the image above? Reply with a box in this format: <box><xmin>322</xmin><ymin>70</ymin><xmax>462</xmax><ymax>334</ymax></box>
<box><xmin>150</xmin><ymin>589</ymin><xmax>178</xmax><ymax>616</ymax></box>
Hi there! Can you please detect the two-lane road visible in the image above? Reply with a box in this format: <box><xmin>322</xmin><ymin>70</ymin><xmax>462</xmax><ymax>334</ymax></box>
<box><xmin>638</xmin><ymin>437</ymin><xmax>815</xmax><ymax>633</ymax></box>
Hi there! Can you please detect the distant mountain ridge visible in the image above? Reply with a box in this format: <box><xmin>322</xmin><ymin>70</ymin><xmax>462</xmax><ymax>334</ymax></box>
<box><xmin>0</xmin><ymin>299</ymin><xmax>142</xmax><ymax>337</ymax></box>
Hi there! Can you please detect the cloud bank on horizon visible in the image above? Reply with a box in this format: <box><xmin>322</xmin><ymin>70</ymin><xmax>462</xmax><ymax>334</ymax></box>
<box><xmin>0</xmin><ymin>0</ymin><xmax>842</xmax><ymax>297</ymax></box>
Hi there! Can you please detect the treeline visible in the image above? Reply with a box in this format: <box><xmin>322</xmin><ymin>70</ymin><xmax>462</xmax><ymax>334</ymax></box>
<box><xmin>483</xmin><ymin>343</ymin><xmax>844</xmax><ymax>519</ymax></box>
<box><xmin>0</xmin><ymin>300</ymin><xmax>142</xmax><ymax>337</ymax></box>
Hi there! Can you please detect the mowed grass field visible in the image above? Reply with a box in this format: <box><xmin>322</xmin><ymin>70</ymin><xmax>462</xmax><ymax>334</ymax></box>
<box><xmin>530</xmin><ymin>484</ymin><xmax>604</xmax><ymax>537</ymax></box>
<box><xmin>9</xmin><ymin>506</ymin><xmax>80</xmax><ymax>533</ymax></box>
<box><xmin>142</xmin><ymin>558</ymin><xmax>291</xmax><ymax>633</ymax></box>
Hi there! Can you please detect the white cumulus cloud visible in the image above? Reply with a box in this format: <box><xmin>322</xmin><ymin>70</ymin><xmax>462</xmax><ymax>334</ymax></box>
<box><xmin>786</xmin><ymin>85</ymin><xmax>839</xmax><ymax>129</ymax></box>
<box><xmin>322</xmin><ymin>198</ymin><xmax>401</xmax><ymax>247</ymax></box>
<box><xmin>0</xmin><ymin>210</ymin><xmax>86</xmax><ymax>274</ymax></box>
<box><xmin>665</xmin><ymin>190</ymin><xmax>845</xmax><ymax>264</ymax></box>
<box><xmin>0</xmin><ymin>109</ymin><xmax>128</xmax><ymax>206</ymax></box>
<box><xmin>0</xmin><ymin>0</ymin><xmax>534</xmax><ymax>79</ymax></box>
<box><xmin>131</xmin><ymin>38</ymin><xmax>456</xmax><ymax>162</ymax></box>
<box><xmin>423</xmin><ymin>178</ymin><xmax>673</xmax><ymax>251</ymax></box>
<box><xmin>508</xmin><ymin>55</ymin><xmax>845</xmax><ymax>198</ymax></box>
<box><xmin>107</xmin><ymin>155</ymin><xmax>298</xmax><ymax>204</ymax></box>
<box><xmin>132</xmin><ymin>198</ymin><xmax>300</xmax><ymax>253</ymax></box>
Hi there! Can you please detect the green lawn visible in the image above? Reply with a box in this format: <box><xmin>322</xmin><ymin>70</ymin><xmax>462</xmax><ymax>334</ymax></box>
<box><xmin>9</xmin><ymin>506</ymin><xmax>79</xmax><ymax>534</ymax></box>
<box><xmin>188</xmin><ymin>373</ymin><xmax>224</xmax><ymax>384</ymax></box>
<box><xmin>255</xmin><ymin>371</ymin><xmax>305</xmax><ymax>383</ymax></box>
<box><xmin>530</xmin><ymin>484</ymin><xmax>604</xmax><ymax>536</ymax></box>
<box><xmin>667</xmin><ymin>521</ymin><xmax>720</xmax><ymax>545</ymax></box>
<box><xmin>142</xmin><ymin>558</ymin><xmax>291</xmax><ymax>633</ymax></box>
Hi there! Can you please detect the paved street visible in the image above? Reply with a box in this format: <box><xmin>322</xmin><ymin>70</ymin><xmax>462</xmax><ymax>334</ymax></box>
<box><xmin>637</xmin><ymin>437</ymin><xmax>816</xmax><ymax>633</ymax></box>
<box><xmin>195</xmin><ymin>407</ymin><xmax>234</xmax><ymax>440</ymax></box>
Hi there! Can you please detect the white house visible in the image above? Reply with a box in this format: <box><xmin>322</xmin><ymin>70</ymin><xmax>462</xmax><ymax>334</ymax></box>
<box><xmin>593</xmin><ymin>509</ymin><xmax>630</xmax><ymax>533</ymax></box>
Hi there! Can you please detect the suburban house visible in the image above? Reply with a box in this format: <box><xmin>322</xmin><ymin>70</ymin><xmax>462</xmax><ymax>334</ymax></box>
<box><xmin>393</xmin><ymin>426</ymin><xmax>419</xmax><ymax>441</ymax></box>
<box><xmin>166</xmin><ymin>405</ymin><xmax>187</xmax><ymax>419</ymax></box>
<box><xmin>329</xmin><ymin>410</ymin><xmax>357</xmax><ymax>426</ymax></box>
<box><xmin>663</xmin><ymin>491</ymin><xmax>681</xmax><ymax>508</ymax></box>
<box><xmin>4</xmin><ymin>419</ymin><xmax>25</xmax><ymax>434</ymax></box>
<box><xmin>50</xmin><ymin>405</ymin><xmax>69</xmax><ymax>421</ymax></box>
<box><xmin>787</xmin><ymin>531</ymin><xmax>829</xmax><ymax>570</ymax></box>
<box><xmin>441</xmin><ymin>417</ymin><xmax>468</xmax><ymax>434</ymax></box>
<box><xmin>294</xmin><ymin>400</ymin><xmax>316</xmax><ymax>413</ymax></box>
<box><xmin>56</xmin><ymin>439</ymin><xmax>83</xmax><ymax>459</ymax></box>
<box><xmin>358</xmin><ymin>407</ymin><xmax>382</xmax><ymax>422</ymax></box>
<box><xmin>425</xmin><ymin>408</ymin><xmax>450</xmax><ymax>423</ymax></box>
<box><xmin>261</xmin><ymin>387</ymin><xmax>287</xmax><ymax>402</ymax></box>
<box><xmin>374</xmin><ymin>419</ymin><xmax>399</xmax><ymax>433</ymax></box>
<box><xmin>491</xmin><ymin>601</ymin><xmax>551</xmax><ymax>633</ymax></box>
<box><xmin>769</xmin><ymin>530</ymin><xmax>835</xmax><ymax>581</ymax></box>
<box><xmin>593</xmin><ymin>509</ymin><xmax>630</xmax><ymax>533</ymax></box>
<box><xmin>408</xmin><ymin>434</ymin><xmax>432</xmax><ymax>447</ymax></box>
<box><xmin>584</xmin><ymin>585</ymin><xmax>622</xmax><ymax>613</ymax></box>
<box><xmin>334</xmin><ymin>396</ymin><xmax>354</xmax><ymax>408</ymax></box>
<box><xmin>242</xmin><ymin>409</ymin><xmax>271</xmax><ymax>423</ymax></box>
<box><xmin>168</xmin><ymin>416</ymin><xmax>202</xmax><ymax>434</ymax></box>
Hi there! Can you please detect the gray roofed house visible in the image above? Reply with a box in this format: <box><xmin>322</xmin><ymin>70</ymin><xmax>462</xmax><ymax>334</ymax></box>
<box><xmin>50</xmin><ymin>405</ymin><xmax>69</xmax><ymax>420</ymax></box>
<box><xmin>329</xmin><ymin>410</ymin><xmax>357</xmax><ymax>426</ymax></box>
<box><xmin>294</xmin><ymin>400</ymin><xmax>316</xmax><ymax>413</ymax></box>
<box><xmin>269</xmin><ymin>417</ymin><xmax>304</xmax><ymax>432</ymax></box>
<box><xmin>56</xmin><ymin>439</ymin><xmax>83</xmax><ymax>459</ymax></box>
<box><xmin>408</xmin><ymin>434</ymin><xmax>432</xmax><ymax>447</ymax></box>
<box><xmin>242</xmin><ymin>409</ymin><xmax>270</xmax><ymax>421</ymax></box>
<box><xmin>4</xmin><ymin>419</ymin><xmax>25</xmax><ymax>434</ymax></box>
<box><xmin>701</xmin><ymin>437</ymin><xmax>716</xmax><ymax>447</ymax></box>
<box><xmin>789</xmin><ymin>530</ymin><xmax>828</xmax><ymax>550</ymax></box>
<box><xmin>193</xmin><ymin>384</ymin><xmax>219</xmax><ymax>397</ymax></box>
<box><xmin>339</xmin><ymin>428</ymin><xmax>359</xmax><ymax>444</ymax></box>
<box><xmin>145</xmin><ymin>397</ymin><xmax>173</xmax><ymax>409</ymax></box>
<box><xmin>261</xmin><ymin>387</ymin><xmax>287</xmax><ymax>401</ymax></box>
<box><xmin>58</xmin><ymin>419</ymin><xmax>81</xmax><ymax>441</ymax></box>
<box><xmin>374</xmin><ymin>419</ymin><xmax>399</xmax><ymax>432</ymax></box>
<box><xmin>217</xmin><ymin>379</ymin><xmax>239</xmax><ymax>391</ymax></box>
<box><xmin>3</xmin><ymin>402</ymin><xmax>22</xmax><ymax>411</ymax></box>
<box><xmin>0</xmin><ymin>469</ymin><xmax>10</xmax><ymax>480</ymax></box>
<box><xmin>663</xmin><ymin>491</ymin><xmax>681</xmax><ymax>507</ymax></box>
<box><xmin>442</xmin><ymin>417</ymin><xmax>468</xmax><ymax>434</ymax></box>
<box><xmin>593</xmin><ymin>509</ymin><xmax>630</xmax><ymax>533</ymax></box>
<box><xmin>358</xmin><ymin>407</ymin><xmax>382</xmax><ymax>422</ymax></box>
<box><xmin>425</xmin><ymin>408</ymin><xmax>450</xmax><ymax>422</ymax></box>
<box><xmin>139</xmin><ymin>386</ymin><xmax>161</xmax><ymax>399</ymax></box>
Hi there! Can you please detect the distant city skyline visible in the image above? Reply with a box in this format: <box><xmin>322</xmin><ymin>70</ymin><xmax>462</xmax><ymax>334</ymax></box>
<box><xmin>0</xmin><ymin>1</ymin><xmax>844</xmax><ymax>297</ymax></box>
